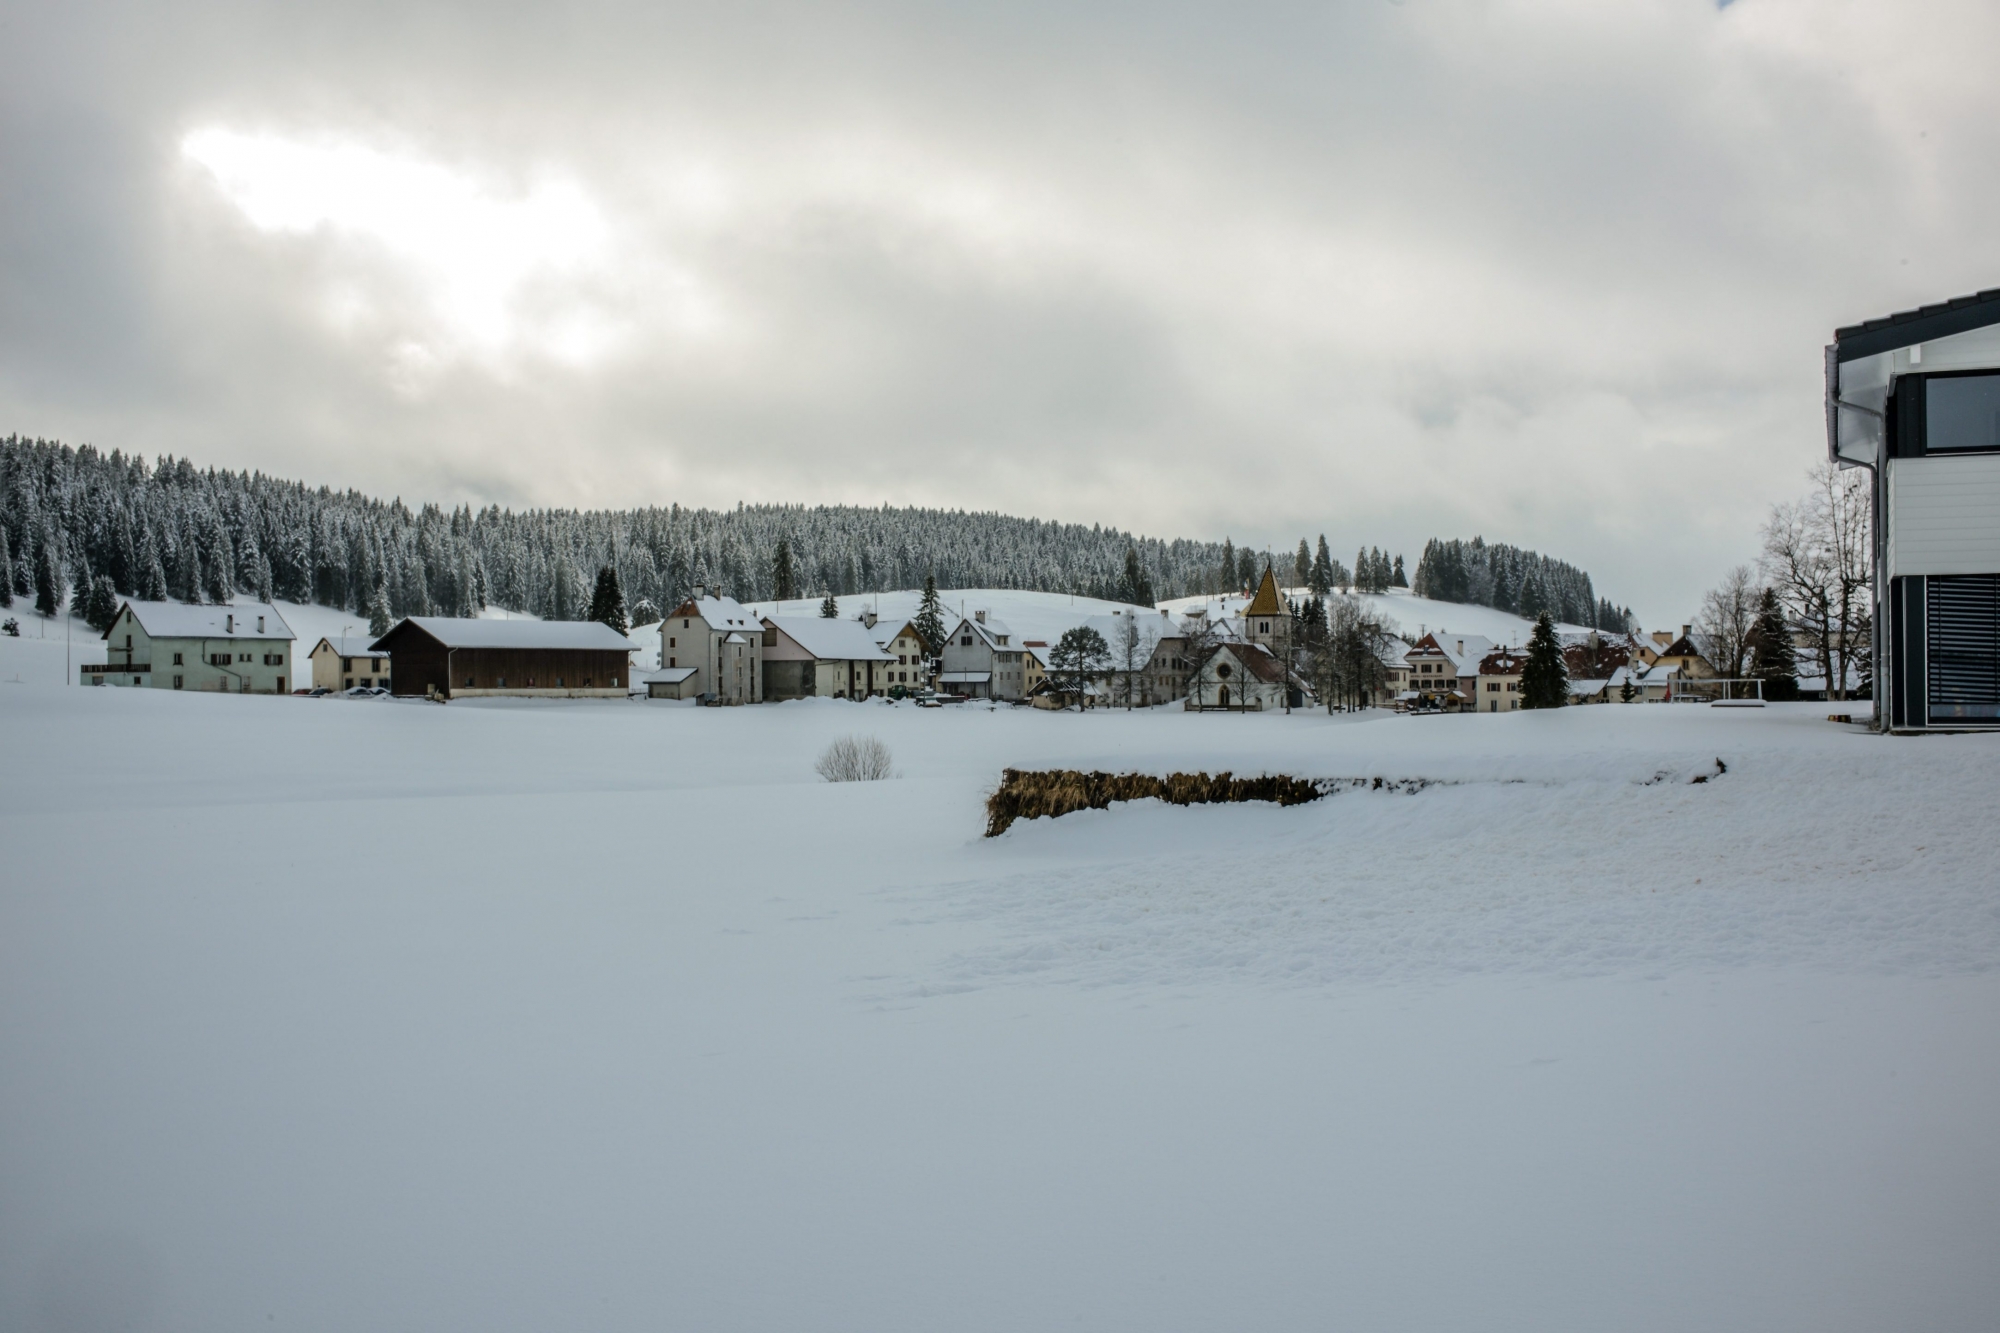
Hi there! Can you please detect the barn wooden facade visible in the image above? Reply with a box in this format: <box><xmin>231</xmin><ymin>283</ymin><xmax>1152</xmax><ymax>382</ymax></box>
<box><xmin>372</xmin><ymin>618</ymin><xmax>634</xmax><ymax>699</ymax></box>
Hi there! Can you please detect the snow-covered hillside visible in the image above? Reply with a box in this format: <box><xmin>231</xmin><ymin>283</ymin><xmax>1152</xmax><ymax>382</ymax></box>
<box><xmin>1161</xmin><ymin>584</ymin><xmax>1598</xmax><ymax>645</ymax></box>
<box><xmin>2</xmin><ymin>683</ymin><xmax>1994</xmax><ymax>1331</ymax></box>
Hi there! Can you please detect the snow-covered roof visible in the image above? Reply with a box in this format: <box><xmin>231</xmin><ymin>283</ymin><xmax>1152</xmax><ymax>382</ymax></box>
<box><xmin>640</xmin><ymin>667</ymin><xmax>698</xmax><ymax>684</ymax></box>
<box><xmin>115</xmin><ymin>600</ymin><xmax>294</xmax><ymax>642</ymax></box>
<box><xmin>948</xmin><ymin>614</ymin><xmax>1016</xmax><ymax>649</ymax></box>
<box><xmin>938</xmin><ymin>670</ymin><xmax>991</xmax><ymax>684</ymax></box>
<box><xmin>1407</xmin><ymin>633</ymin><xmax>1498</xmax><ymax>675</ymax></box>
<box><xmin>310</xmin><ymin>634</ymin><xmax>388</xmax><ymax>659</ymax></box>
<box><xmin>672</xmin><ymin>595</ymin><xmax>764</xmax><ymax>633</ymax></box>
<box><xmin>765</xmin><ymin>616</ymin><xmax>896</xmax><ymax>662</ymax></box>
<box><xmin>375</xmin><ymin>618</ymin><xmax>634</xmax><ymax>651</ymax></box>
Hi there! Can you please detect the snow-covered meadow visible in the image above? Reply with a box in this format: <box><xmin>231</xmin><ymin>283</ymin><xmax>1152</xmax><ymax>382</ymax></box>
<box><xmin>3</xmin><ymin>678</ymin><xmax>1997</xmax><ymax>1330</ymax></box>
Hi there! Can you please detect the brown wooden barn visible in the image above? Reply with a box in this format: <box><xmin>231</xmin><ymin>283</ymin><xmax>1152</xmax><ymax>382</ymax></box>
<box><xmin>371</xmin><ymin>618</ymin><xmax>635</xmax><ymax>699</ymax></box>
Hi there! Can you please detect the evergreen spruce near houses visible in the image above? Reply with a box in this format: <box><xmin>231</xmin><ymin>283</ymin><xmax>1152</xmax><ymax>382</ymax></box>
<box><xmin>1310</xmin><ymin>535</ymin><xmax>1333</xmax><ymax>596</ymax></box>
<box><xmin>1294</xmin><ymin>539</ymin><xmax>1312</xmax><ymax>588</ymax></box>
<box><xmin>34</xmin><ymin>537</ymin><xmax>61</xmax><ymax>618</ymax></box>
<box><xmin>1116</xmin><ymin>545</ymin><xmax>1154</xmax><ymax>608</ymax></box>
<box><xmin>913</xmin><ymin>574</ymin><xmax>946</xmax><ymax>654</ymax></box>
<box><xmin>366</xmin><ymin>582</ymin><xmax>393</xmax><ymax>638</ymax></box>
<box><xmin>1050</xmin><ymin>625</ymin><xmax>1110</xmax><ymax>711</ymax></box>
<box><xmin>587</xmin><ymin>565</ymin><xmax>629</xmax><ymax>635</ymax></box>
<box><xmin>1217</xmin><ymin>538</ymin><xmax>1236</xmax><ymax>594</ymax></box>
<box><xmin>820</xmin><ymin>591</ymin><xmax>839</xmax><ymax>618</ymax></box>
<box><xmin>1520</xmin><ymin>612</ymin><xmax>1569</xmax><ymax>708</ymax></box>
<box><xmin>772</xmin><ymin>539</ymin><xmax>798</xmax><ymax>602</ymax></box>
<box><xmin>1391</xmin><ymin>554</ymin><xmax>1407</xmax><ymax>587</ymax></box>
<box><xmin>1749</xmin><ymin>587</ymin><xmax>1800</xmax><ymax>701</ymax></box>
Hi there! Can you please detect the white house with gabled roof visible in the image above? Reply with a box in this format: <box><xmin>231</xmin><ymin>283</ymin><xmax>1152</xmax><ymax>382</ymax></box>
<box><xmin>82</xmin><ymin>600</ymin><xmax>296</xmax><ymax>693</ymax></box>
<box><xmin>938</xmin><ymin>610</ymin><xmax>1026</xmax><ymax>699</ymax></box>
<box><xmin>660</xmin><ymin>586</ymin><xmax>765</xmax><ymax>703</ymax></box>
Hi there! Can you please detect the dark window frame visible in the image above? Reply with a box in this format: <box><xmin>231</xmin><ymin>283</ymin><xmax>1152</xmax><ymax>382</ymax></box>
<box><xmin>1891</xmin><ymin>369</ymin><xmax>2000</xmax><ymax>457</ymax></box>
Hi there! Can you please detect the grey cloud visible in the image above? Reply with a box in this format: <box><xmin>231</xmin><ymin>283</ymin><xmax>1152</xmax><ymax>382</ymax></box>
<box><xmin>4</xmin><ymin>0</ymin><xmax>1998</xmax><ymax>622</ymax></box>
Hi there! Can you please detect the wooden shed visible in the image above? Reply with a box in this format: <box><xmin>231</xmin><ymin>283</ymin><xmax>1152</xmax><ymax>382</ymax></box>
<box><xmin>371</xmin><ymin>618</ymin><xmax>634</xmax><ymax>699</ymax></box>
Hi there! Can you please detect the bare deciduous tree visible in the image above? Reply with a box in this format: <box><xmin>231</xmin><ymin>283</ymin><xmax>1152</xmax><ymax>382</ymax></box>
<box><xmin>1697</xmin><ymin>563</ymin><xmax>1758</xmax><ymax>689</ymax></box>
<box><xmin>1761</xmin><ymin>461</ymin><xmax>1870</xmax><ymax>700</ymax></box>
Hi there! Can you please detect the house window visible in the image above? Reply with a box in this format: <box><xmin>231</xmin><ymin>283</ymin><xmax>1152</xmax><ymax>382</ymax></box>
<box><xmin>1924</xmin><ymin>373</ymin><xmax>2000</xmax><ymax>453</ymax></box>
<box><xmin>465</xmin><ymin>676</ymin><xmax>475</xmax><ymax>687</ymax></box>
<box><xmin>342</xmin><ymin>657</ymin><xmax>352</xmax><ymax>671</ymax></box>
<box><xmin>173</xmin><ymin>675</ymin><xmax>183</xmax><ymax>689</ymax></box>
<box><xmin>961</xmin><ymin>635</ymin><xmax>972</xmax><ymax>646</ymax></box>
<box><xmin>173</xmin><ymin>652</ymin><xmax>183</xmax><ymax>665</ymax></box>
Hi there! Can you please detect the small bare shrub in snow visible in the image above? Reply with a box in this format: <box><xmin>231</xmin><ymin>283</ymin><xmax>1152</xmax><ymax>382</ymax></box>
<box><xmin>816</xmin><ymin>735</ymin><xmax>894</xmax><ymax>783</ymax></box>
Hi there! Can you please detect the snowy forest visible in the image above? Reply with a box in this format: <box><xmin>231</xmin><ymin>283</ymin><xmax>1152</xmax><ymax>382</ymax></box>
<box><xmin>1</xmin><ymin>436</ymin><xmax>1628</xmax><ymax>629</ymax></box>
<box><xmin>1411</xmin><ymin>536</ymin><xmax>1632</xmax><ymax>632</ymax></box>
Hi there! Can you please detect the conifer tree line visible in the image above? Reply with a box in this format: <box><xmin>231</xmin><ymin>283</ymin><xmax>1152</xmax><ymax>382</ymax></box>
<box><xmin>1411</xmin><ymin>536</ymin><xmax>1632</xmax><ymax>632</ymax></box>
<box><xmin>2</xmin><ymin>436</ymin><xmax>1629</xmax><ymax>629</ymax></box>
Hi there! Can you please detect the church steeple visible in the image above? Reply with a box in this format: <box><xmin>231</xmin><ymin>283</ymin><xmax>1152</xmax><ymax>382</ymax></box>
<box><xmin>1242</xmin><ymin>563</ymin><xmax>1289</xmax><ymax>650</ymax></box>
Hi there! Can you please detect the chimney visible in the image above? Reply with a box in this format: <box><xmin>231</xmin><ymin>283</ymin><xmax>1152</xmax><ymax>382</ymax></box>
<box><xmin>1681</xmin><ymin>624</ymin><xmax>1691</xmax><ymax>640</ymax></box>
<box><xmin>225</xmin><ymin>613</ymin><xmax>234</xmax><ymax>634</ymax></box>
<box><xmin>974</xmin><ymin>610</ymin><xmax>986</xmax><ymax>624</ymax></box>
<box><xmin>862</xmin><ymin>610</ymin><xmax>877</xmax><ymax>628</ymax></box>
<box><xmin>257</xmin><ymin>615</ymin><xmax>265</xmax><ymax>633</ymax></box>
<box><xmin>693</xmin><ymin>584</ymin><xmax>706</xmax><ymax>600</ymax></box>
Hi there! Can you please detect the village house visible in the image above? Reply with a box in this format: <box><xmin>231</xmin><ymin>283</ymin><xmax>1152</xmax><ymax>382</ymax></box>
<box><xmin>1185</xmin><ymin>640</ymin><xmax>1292</xmax><ymax>711</ymax></box>
<box><xmin>1476</xmin><ymin>646</ymin><xmax>1525</xmax><ymax>712</ymax></box>
<box><xmin>371</xmin><ymin>617</ymin><xmax>633</xmax><ymax>698</ymax></box>
<box><xmin>1651</xmin><ymin>627</ymin><xmax>1716</xmax><ymax>680</ymax></box>
<box><xmin>761</xmin><ymin>615</ymin><xmax>899</xmax><ymax>700</ymax></box>
<box><xmin>865</xmin><ymin>614</ymin><xmax>933</xmax><ymax>694</ymax></box>
<box><xmin>1085</xmin><ymin>609</ymin><xmax>1190</xmax><ymax>707</ymax></box>
<box><xmin>81</xmin><ymin>600</ymin><xmax>295</xmax><ymax>693</ymax></box>
<box><xmin>938</xmin><ymin>610</ymin><xmax>1026</xmax><ymax>699</ymax></box>
<box><xmin>660</xmin><ymin>587</ymin><xmax>765</xmax><ymax>703</ymax></box>
<box><xmin>1021</xmin><ymin>641</ymin><xmax>1050</xmax><ymax>698</ymax></box>
<box><xmin>1402</xmin><ymin>633</ymin><xmax>1497</xmax><ymax>711</ymax></box>
<box><xmin>307</xmin><ymin>633</ymin><xmax>391</xmax><ymax>692</ymax></box>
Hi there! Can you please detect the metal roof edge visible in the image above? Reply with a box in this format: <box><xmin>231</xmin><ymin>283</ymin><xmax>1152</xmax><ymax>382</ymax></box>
<box><xmin>1834</xmin><ymin>286</ymin><xmax>2000</xmax><ymax>362</ymax></box>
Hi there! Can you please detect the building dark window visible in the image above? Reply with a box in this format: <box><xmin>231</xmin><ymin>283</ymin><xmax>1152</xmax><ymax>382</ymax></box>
<box><xmin>1928</xmin><ymin>575</ymin><xmax>2000</xmax><ymax>721</ymax></box>
<box><xmin>1926</xmin><ymin>373</ymin><xmax>2000</xmax><ymax>452</ymax></box>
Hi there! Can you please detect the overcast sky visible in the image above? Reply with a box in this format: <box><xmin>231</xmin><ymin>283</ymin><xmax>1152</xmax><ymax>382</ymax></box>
<box><xmin>3</xmin><ymin>0</ymin><xmax>1996</xmax><ymax>621</ymax></box>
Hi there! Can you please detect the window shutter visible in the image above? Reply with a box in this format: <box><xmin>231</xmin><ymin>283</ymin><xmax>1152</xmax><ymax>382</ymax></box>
<box><xmin>1928</xmin><ymin>575</ymin><xmax>2000</xmax><ymax>720</ymax></box>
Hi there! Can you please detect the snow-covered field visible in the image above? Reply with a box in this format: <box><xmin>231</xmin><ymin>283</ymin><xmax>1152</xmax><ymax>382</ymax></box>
<box><xmin>3</xmin><ymin>682</ymin><xmax>1996</xmax><ymax>1331</ymax></box>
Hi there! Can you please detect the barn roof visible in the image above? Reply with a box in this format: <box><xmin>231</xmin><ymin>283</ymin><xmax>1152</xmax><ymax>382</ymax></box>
<box><xmin>113</xmin><ymin>600</ymin><xmax>293</xmax><ymax>641</ymax></box>
<box><xmin>765</xmin><ymin>616</ymin><xmax>896</xmax><ymax>662</ymax></box>
<box><xmin>373</xmin><ymin>618</ymin><xmax>634</xmax><ymax>652</ymax></box>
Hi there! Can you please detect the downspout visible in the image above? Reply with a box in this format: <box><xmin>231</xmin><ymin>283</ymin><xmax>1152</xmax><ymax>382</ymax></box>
<box><xmin>1825</xmin><ymin>343</ymin><xmax>1885</xmax><ymax>727</ymax></box>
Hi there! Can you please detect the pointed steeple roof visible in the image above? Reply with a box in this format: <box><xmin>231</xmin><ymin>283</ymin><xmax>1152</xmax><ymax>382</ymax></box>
<box><xmin>1244</xmin><ymin>565</ymin><xmax>1285</xmax><ymax>617</ymax></box>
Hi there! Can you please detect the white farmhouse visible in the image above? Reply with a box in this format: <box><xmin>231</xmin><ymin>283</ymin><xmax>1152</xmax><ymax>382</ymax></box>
<box><xmin>865</xmin><ymin>615</ymin><xmax>933</xmax><ymax>694</ymax></box>
<box><xmin>660</xmin><ymin>587</ymin><xmax>765</xmax><ymax>703</ymax></box>
<box><xmin>81</xmin><ymin>600</ymin><xmax>296</xmax><ymax>693</ymax></box>
<box><xmin>762</xmin><ymin>615</ymin><xmax>898</xmax><ymax>699</ymax></box>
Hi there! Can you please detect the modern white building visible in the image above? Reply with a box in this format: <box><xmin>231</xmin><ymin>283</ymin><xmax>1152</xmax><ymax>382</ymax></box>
<box><xmin>81</xmin><ymin>600</ymin><xmax>296</xmax><ymax>693</ymax></box>
<box><xmin>659</xmin><ymin>588</ymin><xmax>765</xmax><ymax>703</ymax></box>
<box><xmin>1829</xmin><ymin>286</ymin><xmax>2000</xmax><ymax>730</ymax></box>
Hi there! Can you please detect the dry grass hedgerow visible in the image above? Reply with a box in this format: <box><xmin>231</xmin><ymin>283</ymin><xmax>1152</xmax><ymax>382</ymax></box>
<box><xmin>983</xmin><ymin>768</ymin><xmax>1329</xmax><ymax>836</ymax></box>
<box><xmin>815</xmin><ymin>735</ymin><xmax>896</xmax><ymax>782</ymax></box>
